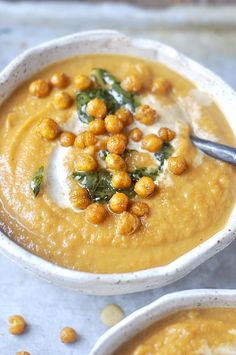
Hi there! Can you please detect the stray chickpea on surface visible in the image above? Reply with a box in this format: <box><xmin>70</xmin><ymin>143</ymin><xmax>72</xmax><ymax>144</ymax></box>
<box><xmin>59</xmin><ymin>131</ymin><xmax>76</xmax><ymax>147</ymax></box>
<box><xmin>60</xmin><ymin>327</ymin><xmax>77</xmax><ymax>344</ymax></box>
<box><xmin>75</xmin><ymin>74</ymin><xmax>92</xmax><ymax>91</ymax></box>
<box><xmin>158</xmin><ymin>127</ymin><xmax>176</xmax><ymax>142</ymax></box>
<box><xmin>105</xmin><ymin>154</ymin><xmax>126</xmax><ymax>171</ymax></box>
<box><xmin>107</xmin><ymin>134</ymin><xmax>127</xmax><ymax>155</ymax></box>
<box><xmin>134</xmin><ymin>177</ymin><xmax>155</xmax><ymax>198</ymax></box>
<box><xmin>141</xmin><ymin>134</ymin><xmax>163</xmax><ymax>153</ymax></box>
<box><xmin>130</xmin><ymin>201</ymin><xmax>150</xmax><ymax>217</ymax></box>
<box><xmin>109</xmin><ymin>192</ymin><xmax>129</xmax><ymax>214</ymax></box>
<box><xmin>117</xmin><ymin>211</ymin><xmax>140</xmax><ymax>235</ymax></box>
<box><xmin>16</xmin><ymin>352</ymin><xmax>30</xmax><ymax>355</ymax></box>
<box><xmin>121</xmin><ymin>74</ymin><xmax>142</xmax><ymax>93</ymax></box>
<box><xmin>8</xmin><ymin>315</ymin><xmax>26</xmax><ymax>335</ymax></box>
<box><xmin>29</xmin><ymin>79</ymin><xmax>50</xmax><ymax>98</ymax></box>
<box><xmin>86</xmin><ymin>98</ymin><xmax>107</xmax><ymax>119</ymax></box>
<box><xmin>39</xmin><ymin>118</ymin><xmax>59</xmax><ymax>140</ymax></box>
<box><xmin>129</xmin><ymin>128</ymin><xmax>143</xmax><ymax>142</ymax></box>
<box><xmin>168</xmin><ymin>156</ymin><xmax>187</xmax><ymax>175</ymax></box>
<box><xmin>50</xmin><ymin>72</ymin><xmax>69</xmax><ymax>89</ymax></box>
<box><xmin>135</xmin><ymin>104</ymin><xmax>158</xmax><ymax>126</ymax></box>
<box><xmin>151</xmin><ymin>78</ymin><xmax>172</xmax><ymax>95</ymax></box>
<box><xmin>89</xmin><ymin>119</ymin><xmax>106</xmax><ymax>135</ymax></box>
<box><xmin>115</xmin><ymin>108</ymin><xmax>133</xmax><ymax>126</ymax></box>
<box><xmin>86</xmin><ymin>203</ymin><xmax>107</xmax><ymax>224</ymax></box>
<box><xmin>69</xmin><ymin>187</ymin><xmax>90</xmax><ymax>209</ymax></box>
<box><xmin>111</xmin><ymin>171</ymin><xmax>131</xmax><ymax>190</ymax></box>
<box><xmin>76</xmin><ymin>153</ymin><xmax>98</xmax><ymax>172</ymax></box>
<box><xmin>105</xmin><ymin>115</ymin><xmax>123</xmax><ymax>134</ymax></box>
<box><xmin>54</xmin><ymin>92</ymin><xmax>73</xmax><ymax>110</ymax></box>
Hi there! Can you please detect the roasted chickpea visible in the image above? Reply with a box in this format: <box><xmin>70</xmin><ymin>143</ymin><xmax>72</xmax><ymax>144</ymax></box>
<box><xmin>74</xmin><ymin>132</ymin><xmax>86</xmax><ymax>149</ymax></box>
<box><xmin>168</xmin><ymin>156</ymin><xmax>187</xmax><ymax>175</ymax></box>
<box><xmin>69</xmin><ymin>187</ymin><xmax>90</xmax><ymax>209</ymax></box>
<box><xmin>118</xmin><ymin>133</ymin><xmax>129</xmax><ymax>145</ymax></box>
<box><xmin>83</xmin><ymin>131</ymin><xmax>97</xmax><ymax>146</ymax></box>
<box><xmin>60</xmin><ymin>327</ymin><xmax>77</xmax><ymax>344</ymax></box>
<box><xmin>39</xmin><ymin>118</ymin><xmax>59</xmax><ymax>140</ymax></box>
<box><xmin>75</xmin><ymin>74</ymin><xmax>92</xmax><ymax>91</ymax></box>
<box><xmin>152</xmin><ymin>78</ymin><xmax>172</xmax><ymax>95</ymax></box>
<box><xmin>134</xmin><ymin>177</ymin><xmax>155</xmax><ymax>198</ymax></box>
<box><xmin>135</xmin><ymin>104</ymin><xmax>158</xmax><ymax>125</ymax></box>
<box><xmin>50</xmin><ymin>72</ymin><xmax>69</xmax><ymax>89</ymax></box>
<box><xmin>29</xmin><ymin>79</ymin><xmax>50</xmax><ymax>98</ymax></box>
<box><xmin>59</xmin><ymin>131</ymin><xmax>76</xmax><ymax>147</ymax></box>
<box><xmin>158</xmin><ymin>127</ymin><xmax>176</xmax><ymax>141</ymax></box>
<box><xmin>74</xmin><ymin>131</ymin><xmax>97</xmax><ymax>149</ymax></box>
<box><xmin>117</xmin><ymin>211</ymin><xmax>140</xmax><ymax>235</ymax></box>
<box><xmin>109</xmin><ymin>193</ymin><xmax>129</xmax><ymax>214</ymax></box>
<box><xmin>130</xmin><ymin>201</ymin><xmax>150</xmax><ymax>217</ymax></box>
<box><xmin>86</xmin><ymin>98</ymin><xmax>107</xmax><ymax>119</ymax></box>
<box><xmin>129</xmin><ymin>128</ymin><xmax>143</xmax><ymax>142</ymax></box>
<box><xmin>16</xmin><ymin>352</ymin><xmax>30</xmax><ymax>355</ymax></box>
<box><xmin>105</xmin><ymin>115</ymin><xmax>123</xmax><ymax>134</ymax></box>
<box><xmin>96</xmin><ymin>136</ymin><xmax>109</xmax><ymax>151</ymax></box>
<box><xmin>76</xmin><ymin>153</ymin><xmax>97</xmax><ymax>172</ymax></box>
<box><xmin>86</xmin><ymin>203</ymin><xmax>106</xmax><ymax>224</ymax></box>
<box><xmin>105</xmin><ymin>154</ymin><xmax>126</xmax><ymax>171</ymax></box>
<box><xmin>111</xmin><ymin>171</ymin><xmax>131</xmax><ymax>189</ymax></box>
<box><xmin>8</xmin><ymin>315</ymin><xmax>26</xmax><ymax>335</ymax></box>
<box><xmin>121</xmin><ymin>74</ymin><xmax>142</xmax><ymax>93</ymax></box>
<box><xmin>141</xmin><ymin>134</ymin><xmax>163</xmax><ymax>152</ymax></box>
<box><xmin>54</xmin><ymin>91</ymin><xmax>73</xmax><ymax>110</ymax></box>
<box><xmin>115</xmin><ymin>108</ymin><xmax>133</xmax><ymax>126</ymax></box>
<box><xmin>107</xmin><ymin>134</ymin><xmax>127</xmax><ymax>155</ymax></box>
<box><xmin>88</xmin><ymin>118</ymin><xmax>106</xmax><ymax>135</ymax></box>
<box><xmin>84</xmin><ymin>145</ymin><xmax>97</xmax><ymax>157</ymax></box>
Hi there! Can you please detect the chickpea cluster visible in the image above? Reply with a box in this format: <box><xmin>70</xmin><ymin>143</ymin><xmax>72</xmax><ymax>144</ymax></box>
<box><xmin>30</xmin><ymin>69</ymin><xmax>188</xmax><ymax>235</ymax></box>
<box><xmin>7</xmin><ymin>313</ymin><xmax>78</xmax><ymax>353</ymax></box>
<box><xmin>30</xmin><ymin>72</ymin><xmax>75</xmax><ymax>144</ymax></box>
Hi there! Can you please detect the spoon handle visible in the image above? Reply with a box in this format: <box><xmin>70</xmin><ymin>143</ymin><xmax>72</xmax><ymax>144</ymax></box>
<box><xmin>190</xmin><ymin>135</ymin><xmax>236</xmax><ymax>166</ymax></box>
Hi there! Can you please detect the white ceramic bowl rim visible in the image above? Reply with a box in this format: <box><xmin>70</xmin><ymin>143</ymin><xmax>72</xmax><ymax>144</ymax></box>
<box><xmin>0</xmin><ymin>30</ymin><xmax>235</xmax><ymax>294</ymax></box>
<box><xmin>90</xmin><ymin>289</ymin><xmax>236</xmax><ymax>355</ymax></box>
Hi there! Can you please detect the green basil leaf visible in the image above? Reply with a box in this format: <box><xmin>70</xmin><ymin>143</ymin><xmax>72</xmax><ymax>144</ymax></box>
<box><xmin>154</xmin><ymin>142</ymin><xmax>174</xmax><ymax>167</ymax></box>
<box><xmin>30</xmin><ymin>166</ymin><xmax>44</xmax><ymax>197</ymax></box>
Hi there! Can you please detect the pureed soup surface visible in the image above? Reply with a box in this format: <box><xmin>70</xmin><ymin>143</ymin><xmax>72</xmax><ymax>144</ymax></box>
<box><xmin>0</xmin><ymin>54</ymin><xmax>235</xmax><ymax>273</ymax></box>
<box><xmin>115</xmin><ymin>308</ymin><xmax>236</xmax><ymax>355</ymax></box>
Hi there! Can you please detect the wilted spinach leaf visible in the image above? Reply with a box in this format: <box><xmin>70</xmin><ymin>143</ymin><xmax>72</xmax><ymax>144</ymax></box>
<box><xmin>129</xmin><ymin>167</ymin><xmax>160</xmax><ymax>183</ymax></box>
<box><xmin>76</xmin><ymin>88</ymin><xmax>115</xmax><ymax>124</ymax></box>
<box><xmin>98</xmin><ymin>149</ymin><xmax>109</xmax><ymax>160</ymax></box>
<box><xmin>72</xmin><ymin>169</ymin><xmax>136</xmax><ymax>203</ymax></box>
<box><xmin>154</xmin><ymin>142</ymin><xmax>174</xmax><ymax>167</ymax></box>
<box><xmin>30</xmin><ymin>166</ymin><xmax>44</xmax><ymax>197</ymax></box>
<box><xmin>91</xmin><ymin>68</ymin><xmax>139</xmax><ymax>113</ymax></box>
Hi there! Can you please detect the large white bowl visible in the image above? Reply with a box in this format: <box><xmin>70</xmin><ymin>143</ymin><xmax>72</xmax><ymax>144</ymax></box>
<box><xmin>90</xmin><ymin>289</ymin><xmax>236</xmax><ymax>354</ymax></box>
<box><xmin>0</xmin><ymin>30</ymin><xmax>235</xmax><ymax>295</ymax></box>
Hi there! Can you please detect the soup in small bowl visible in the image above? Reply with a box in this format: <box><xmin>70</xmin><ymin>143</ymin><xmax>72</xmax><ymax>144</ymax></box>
<box><xmin>91</xmin><ymin>290</ymin><xmax>236</xmax><ymax>354</ymax></box>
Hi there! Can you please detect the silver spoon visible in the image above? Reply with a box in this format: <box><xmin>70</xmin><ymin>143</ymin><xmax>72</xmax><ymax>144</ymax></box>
<box><xmin>190</xmin><ymin>135</ymin><xmax>236</xmax><ymax>166</ymax></box>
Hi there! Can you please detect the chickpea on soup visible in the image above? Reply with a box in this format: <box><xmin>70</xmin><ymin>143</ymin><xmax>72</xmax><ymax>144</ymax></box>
<box><xmin>115</xmin><ymin>308</ymin><xmax>236</xmax><ymax>355</ymax></box>
<box><xmin>0</xmin><ymin>54</ymin><xmax>235</xmax><ymax>273</ymax></box>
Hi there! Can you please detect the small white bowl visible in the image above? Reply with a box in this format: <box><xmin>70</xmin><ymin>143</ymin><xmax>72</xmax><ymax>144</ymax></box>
<box><xmin>90</xmin><ymin>289</ymin><xmax>236</xmax><ymax>355</ymax></box>
<box><xmin>0</xmin><ymin>30</ymin><xmax>235</xmax><ymax>295</ymax></box>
